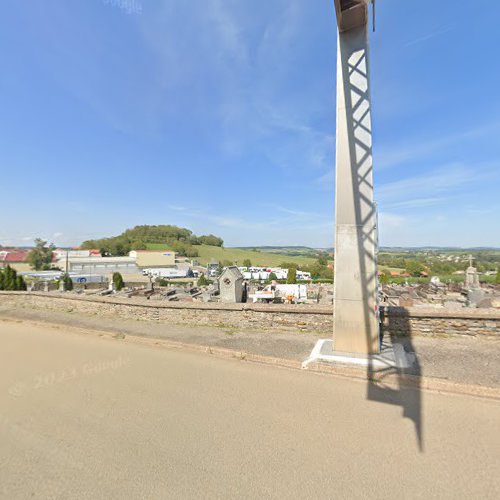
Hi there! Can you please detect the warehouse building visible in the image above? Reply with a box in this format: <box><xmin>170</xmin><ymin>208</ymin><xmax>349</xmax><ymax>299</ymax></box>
<box><xmin>60</xmin><ymin>250</ymin><xmax>176</xmax><ymax>275</ymax></box>
<box><xmin>64</xmin><ymin>256</ymin><xmax>139</xmax><ymax>275</ymax></box>
<box><xmin>129</xmin><ymin>250</ymin><xmax>176</xmax><ymax>268</ymax></box>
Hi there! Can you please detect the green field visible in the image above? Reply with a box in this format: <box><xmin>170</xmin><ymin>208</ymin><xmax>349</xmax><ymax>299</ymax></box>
<box><xmin>146</xmin><ymin>244</ymin><xmax>317</xmax><ymax>267</ymax></box>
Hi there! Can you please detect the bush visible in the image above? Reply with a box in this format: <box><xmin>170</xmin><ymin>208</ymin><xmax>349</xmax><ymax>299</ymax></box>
<box><xmin>16</xmin><ymin>275</ymin><xmax>27</xmax><ymax>291</ymax></box>
<box><xmin>61</xmin><ymin>274</ymin><xmax>73</xmax><ymax>291</ymax></box>
<box><xmin>197</xmin><ymin>275</ymin><xmax>209</xmax><ymax>286</ymax></box>
<box><xmin>287</xmin><ymin>268</ymin><xmax>297</xmax><ymax>284</ymax></box>
<box><xmin>0</xmin><ymin>265</ymin><xmax>26</xmax><ymax>291</ymax></box>
<box><xmin>379</xmin><ymin>272</ymin><xmax>389</xmax><ymax>285</ymax></box>
<box><xmin>112</xmin><ymin>272</ymin><xmax>124</xmax><ymax>291</ymax></box>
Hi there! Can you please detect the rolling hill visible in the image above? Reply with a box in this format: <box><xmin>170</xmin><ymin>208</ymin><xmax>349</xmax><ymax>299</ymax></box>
<box><xmin>146</xmin><ymin>244</ymin><xmax>317</xmax><ymax>267</ymax></box>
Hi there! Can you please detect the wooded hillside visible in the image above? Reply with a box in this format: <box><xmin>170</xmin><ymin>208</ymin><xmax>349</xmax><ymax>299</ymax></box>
<box><xmin>81</xmin><ymin>225</ymin><xmax>223</xmax><ymax>257</ymax></box>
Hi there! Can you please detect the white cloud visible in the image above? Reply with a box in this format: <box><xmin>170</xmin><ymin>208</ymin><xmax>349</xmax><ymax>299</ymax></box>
<box><xmin>378</xmin><ymin>212</ymin><xmax>405</xmax><ymax>228</ymax></box>
<box><xmin>377</xmin><ymin>163</ymin><xmax>477</xmax><ymax>202</ymax></box>
<box><xmin>403</xmin><ymin>26</ymin><xmax>453</xmax><ymax>48</ymax></box>
<box><xmin>376</xmin><ymin>121</ymin><xmax>500</xmax><ymax>170</ymax></box>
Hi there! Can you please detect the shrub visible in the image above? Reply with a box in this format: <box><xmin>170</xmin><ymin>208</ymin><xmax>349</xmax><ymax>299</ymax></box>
<box><xmin>0</xmin><ymin>266</ymin><xmax>26</xmax><ymax>290</ymax></box>
<box><xmin>15</xmin><ymin>275</ymin><xmax>27</xmax><ymax>291</ymax></box>
<box><xmin>112</xmin><ymin>272</ymin><xmax>124</xmax><ymax>291</ymax></box>
<box><xmin>287</xmin><ymin>268</ymin><xmax>297</xmax><ymax>284</ymax></box>
<box><xmin>62</xmin><ymin>274</ymin><xmax>73</xmax><ymax>291</ymax></box>
<box><xmin>197</xmin><ymin>275</ymin><xmax>209</xmax><ymax>286</ymax></box>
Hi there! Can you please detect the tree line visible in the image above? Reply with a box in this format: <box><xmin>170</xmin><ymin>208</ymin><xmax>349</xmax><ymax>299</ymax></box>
<box><xmin>81</xmin><ymin>225</ymin><xmax>224</xmax><ymax>257</ymax></box>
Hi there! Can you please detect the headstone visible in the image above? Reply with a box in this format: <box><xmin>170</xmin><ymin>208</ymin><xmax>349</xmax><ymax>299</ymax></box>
<box><xmin>467</xmin><ymin>289</ymin><xmax>485</xmax><ymax>307</ymax></box>
<box><xmin>464</xmin><ymin>255</ymin><xmax>480</xmax><ymax>289</ymax></box>
<box><xmin>218</xmin><ymin>267</ymin><xmax>244</xmax><ymax>303</ymax></box>
<box><xmin>398</xmin><ymin>295</ymin><xmax>414</xmax><ymax>307</ymax></box>
<box><xmin>476</xmin><ymin>298</ymin><xmax>493</xmax><ymax>309</ymax></box>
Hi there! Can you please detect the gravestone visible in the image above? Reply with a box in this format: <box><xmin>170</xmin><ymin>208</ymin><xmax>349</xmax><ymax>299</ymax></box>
<box><xmin>464</xmin><ymin>255</ymin><xmax>480</xmax><ymax>289</ymax></box>
<box><xmin>218</xmin><ymin>266</ymin><xmax>244</xmax><ymax>303</ymax></box>
<box><xmin>467</xmin><ymin>289</ymin><xmax>485</xmax><ymax>307</ymax></box>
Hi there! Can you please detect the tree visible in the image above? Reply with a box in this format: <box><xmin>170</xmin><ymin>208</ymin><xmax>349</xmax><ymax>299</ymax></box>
<box><xmin>287</xmin><ymin>268</ymin><xmax>297</xmax><ymax>284</ymax></box>
<box><xmin>379</xmin><ymin>271</ymin><xmax>389</xmax><ymax>285</ymax></box>
<box><xmin>303</xmin><ymin>259</ymin><xmax>332</xmax><ymax>280</ymax></box>
<box><xmin>317</xmin><ymin>254</ymin><xmax>328</xmax><ymax>266</ymax></box>
<box><xmin>112</xmin><ymin>272</ymin><xmax>124</xmax><ymax>291</ymax></box>
<box><xmin>279</xmin><ymin>262</ymin><xmax>299</xmax><ymax>271</ymax></box>
<box><xmin>62</xmin><ymin>274</ymin><xmax>73</xmax><ymax>291</ymax></box>
<box><xmin>405</xmin><ymin>260</ymin><xmax>425</xmax><ymax>277</ymax></box>
<box><xmin>268</xmin><ymin>272</ymin><xmax>278</xmax><ymax>281</ymax></box>
<box><xmin>3</xmin><ymin>265</ymin><xmax>17</xmax><ymax>290</ymax></box>
<box><xmin>0</xmin><ymin>266</ymin><xmax>26</xmax><ymax>291</ymax></box>
<box><xmin>15</xmin><ymin>275</ymin><xmax>27</xmax><ymax>291</ymax></box>
<box><xmin>242</xmin><ymin>259</ymin><xmax>252</xmax><ymax>268</ymax></box>
<box><xmin>197</xmin><ymin>275</ymin><xmax>209</xmax><ymax>286</ymax></box>
<box><xmin>496</xmin><ymin>270</ymin><xmax>500</xmax><ymax>285</ymax></box>
<box><xmin>198</xmin><ymin>234</ymin><xmax>224</xmax><ymax>247</ymax></box>
<box><xmin>27</xmin><ymin>239</ymin><xmax>54</xmax><ymax>270</ymax></box>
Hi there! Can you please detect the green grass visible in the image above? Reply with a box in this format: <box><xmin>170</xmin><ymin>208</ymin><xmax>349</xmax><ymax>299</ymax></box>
<box><xmin>146</xmin><ymin>243</ymin><xmax>317</xmax><ymax>267</ymax></box>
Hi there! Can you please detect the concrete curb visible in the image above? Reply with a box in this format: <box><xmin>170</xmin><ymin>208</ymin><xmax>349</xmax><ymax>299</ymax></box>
<box><xmin>1</xmin><ymin>314</ymin><xmax>499</xmax><ymax>401</ymax></box>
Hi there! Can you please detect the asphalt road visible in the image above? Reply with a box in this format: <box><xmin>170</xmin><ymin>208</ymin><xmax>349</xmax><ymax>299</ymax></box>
<box><xmin>1</xmin><ymin>320</ymin><xmax>499</xmax><ymax>499</ymax></box>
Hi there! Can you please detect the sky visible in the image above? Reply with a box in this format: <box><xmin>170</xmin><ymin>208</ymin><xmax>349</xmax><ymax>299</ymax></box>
<box><xmin>1</xmin><ymin>0</ymin><xmax>499</xmax><ymax>249</ymax></box>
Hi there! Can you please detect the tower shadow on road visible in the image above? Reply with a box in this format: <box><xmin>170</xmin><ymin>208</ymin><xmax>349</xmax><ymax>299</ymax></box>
<box><xmin>367</xmin><ymin>308</ymin><xmax>423</xmax><ymax>451</ymax></box>
<box><xmin>336</xmin><ymin>28</ymin><xmax>423</xmax><ymax>452</ymax></box>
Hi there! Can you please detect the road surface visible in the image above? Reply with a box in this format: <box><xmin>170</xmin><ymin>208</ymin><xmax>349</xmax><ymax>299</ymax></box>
<box><xmin>1</xmin><ymin>319</ymin><xmax>499</xmax><ymax>499</ymax></box>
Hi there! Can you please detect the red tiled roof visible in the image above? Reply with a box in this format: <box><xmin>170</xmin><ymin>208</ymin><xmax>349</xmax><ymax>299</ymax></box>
<box><xmin>0</xmin><ymin>251</ymin><xmax>29</xmax><ymax>262</ymax></box>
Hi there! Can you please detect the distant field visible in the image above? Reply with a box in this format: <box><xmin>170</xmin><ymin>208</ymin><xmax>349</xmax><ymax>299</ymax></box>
<box><xmin>146</xmin><ymin>244</ymin><xmax>317</xmax><ymax>267</ymax></box>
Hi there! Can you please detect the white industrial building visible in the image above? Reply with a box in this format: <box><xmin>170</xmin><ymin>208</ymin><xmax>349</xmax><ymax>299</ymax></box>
<box><xmin>63</xmin><ymin>256</ymin><xmax>139</xmax><ymax>275</ymax></box>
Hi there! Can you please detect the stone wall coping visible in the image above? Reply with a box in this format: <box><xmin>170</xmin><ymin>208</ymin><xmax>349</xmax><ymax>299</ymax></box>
<box><xmin>0</xmin><ymin>291</ymin><xmax>329</xmax><ymax>315</ymax></box>
<box><xmin>381</xmin><ymin>306</ymin><xmax>500</xmax><ymax>320</ymax></box>
<box><xmin>1</xmin><ymin>292</ymin><xmax>499</xmax><ymax>320</ymax></box>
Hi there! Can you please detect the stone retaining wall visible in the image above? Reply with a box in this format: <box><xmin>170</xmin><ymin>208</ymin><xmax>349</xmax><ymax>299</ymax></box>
<box><xmin>1</xmin><ymin>292</ymin><xmax>499</xmax><ymax>338</ymax></box>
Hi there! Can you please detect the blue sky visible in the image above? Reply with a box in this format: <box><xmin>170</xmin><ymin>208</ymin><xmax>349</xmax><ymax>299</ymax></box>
<box><xmin>1</xmin><ymin>0</ymin><xmax>499</xmax><ymax>248</ymax></box>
